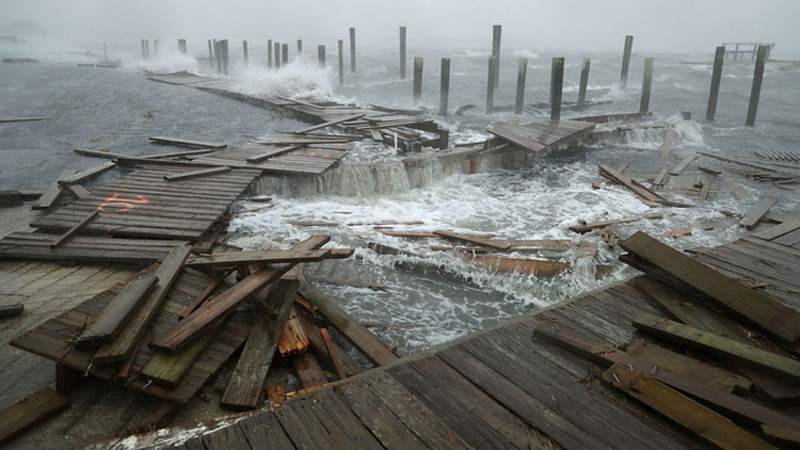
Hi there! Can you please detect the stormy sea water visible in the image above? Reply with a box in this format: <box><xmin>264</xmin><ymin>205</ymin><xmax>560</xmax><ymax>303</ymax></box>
<box><xmin>2</xmin><ymin>39</ymin><xmax>799</xmax><ymax>354</ymax></box>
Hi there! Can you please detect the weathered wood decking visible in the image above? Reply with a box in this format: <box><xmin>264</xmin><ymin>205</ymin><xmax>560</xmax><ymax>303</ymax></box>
<box><xmin>96</xmin><ymin>229</ymin><xmax>800</xmax><ymax>449</ymax></box>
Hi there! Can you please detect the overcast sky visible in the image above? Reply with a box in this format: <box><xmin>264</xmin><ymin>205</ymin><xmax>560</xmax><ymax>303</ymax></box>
<box><xmin>3</xmin><ymin>0</ymin><xmax>800</xmax><ymax>56</ymax></box>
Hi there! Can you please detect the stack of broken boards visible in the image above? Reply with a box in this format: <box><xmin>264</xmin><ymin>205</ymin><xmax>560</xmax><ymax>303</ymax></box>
<box><xmin>535</xmin><ymin>229</ymin><xmax>800</xmax><ymax>448</ymax></box>
<box><xmin>6</xmin><ymin>234</ymin><xmax>404</xmax><ymax>441</ymax></box>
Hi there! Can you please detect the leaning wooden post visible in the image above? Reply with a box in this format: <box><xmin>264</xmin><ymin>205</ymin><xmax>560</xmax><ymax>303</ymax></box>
<box><xmin>439</xmin><ymin>57</ymin><xmax>450</xmax><ymax>116</ymax></box>
<box><xmin>242</xmin><ymin>40</ymin><xmax>249</xmax><ymax>67</ymax></box>
<box><xmin>746</xmin><ymin>45</ymin><xmax>769</xmax><ymax>126</ymax></box>
<box><xmin>640</xmin><ymin>57</ymin><xmax>654</xmax><ymax>114</ymax></box>
<box><xmin>577</xmin><ymin>58</ymin><xmax>591</xmax><ymax>110</ymax></box>
<box><xmin>281</xmin><ymin>43</ymin><xmax>288</xmax><ymax>65</ymax></box>
<box><xmin>491</xmin><ymin>25</ymin><xmax>501</xmax><ymax>88</ymax></box>
<box><xmin>705</xmin><ymin>47</ymin><xmax>725</xmax><ymax>121</ymax></box>
<box><xmin>337</xmin><ymin>40</ymin><xmax>344</xmax><ymax>85</ymax></box>
<box><xmin>318</xmin><ymin>45</ymin><xmax>326</xmax><ymax>68</ymax></box>
<box><xmin>297</xmin><ymin>39</ymin><xmax>302</xmax><ymax>57</ymax></box>
<box><xmin>399</xmin><ymin>26</ymin><xmax>407</xmax><ymax>79</ymax></box>
<box><xmin>267</xmin><ymin>39</ymin><xmax>273</xmax><ymax>68</ymax></box>
<box><xmin>413</xmin><ymin>56</ymin><xmax>423</xmax><ymax>105</ymax></box>
<box><xmin>514</xmin><ymin>58</ymin><xmax>527</xmax><ymax>115</ymax></box>
<box><xmin>274</xmin><ymin>42</ymin><xmax>281</xmax><ymax>69</ymax></box>
<box><xmin>550</xmin><ymin>57</ymin><xmax>564</xmax><ymax>120</ymax></box>
<box><xmin>178</xmin><ymin>39</ymin><xmax>187</xmax><ymax>55</ymax></box>
<box><xmin>620</xmin><ymin>35</ymin><xmax>634</xmax><ymax>89</ymax></box>
<box><xmin>207</xmin><ymin>40</ymin><xmax>214</xmax><ymax>68</ymax></box>
<box><xmin>349</xmin><ymin>27</ymin><xmax>356</xmax><ymax>73</ymax></box>
<box><xmin>486</xmin><ymin>56</ymin><xmax>496</xmax><ymax>114</ymax></box>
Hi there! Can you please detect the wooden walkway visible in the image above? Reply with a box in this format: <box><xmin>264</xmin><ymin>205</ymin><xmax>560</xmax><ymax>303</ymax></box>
<box><xmin>97</xmin><ymin>226</ymin><xmax>800</xmax><ymax>449</ymax></box>
<box><xmin>489</xmin><ymin>120</ymin><xmax>596</xmax><ymax>153</ymax></box>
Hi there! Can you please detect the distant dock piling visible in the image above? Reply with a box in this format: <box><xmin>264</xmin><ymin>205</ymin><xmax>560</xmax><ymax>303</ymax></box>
<box><xmin>242</xmin><ymin>41</ymin><xmax>249</xmax><ymax>67</ymax></box>
<box><xmin>705</xmin><ymin>46</ymin><xmax>725</xmax><ymax>121</ymax></box>
<box><xmin>281</xmin><ymin>43</ymin><xmax>288</xmax><ymax>66</ymax></box>
<box><xmin>337</xmin><ymin>40</ymin><xmax>344</xmax><ymax>85</ymax></box>
<box><xmin>297</xmin><ymin>39</ymin><xmax>303</xmax><ymax>57</ymax></box>
<box><xmin>318</xmin><ymin>45</ymin><xmax>326</xmax><ymax>68</ymax></box>
<box><xmin>221</xmin><ymin>40</ymin><xmax>229</xmax><ymax>75</ymax></box>
<box><xmin>491</xmin><ymin>25</ymin><xmax>501</xmax><ymax>88</ymax></box>
<box><xmin>486</xmin><ymin>56</ymin><xmax>496</xmax><ymax>114</ymax></box>
<box><xmin>620</xmin><ymin>35</ymin><xmax>634</xmax><ymax>89</ymax></box>
<box><xmin>577</xmin><ymin>58</ymin><xmax>591</xmax><ymax>110</ymax></box>
<box><xmin>514</xmin><ymin>58</ymin><xmax>527</xmax><ymax>115</ymax></box>
<box><xmin>207</xmin><ymin>40</ymin><xmax>213</xmax><ymax>68</ymax></box>
<box><xmin>178</xmin><ymin>39</ymin><xmax>187</xmax><ymax>55</ymax></box>
<box><xmin>274</xmin><ymin>42</ymin><xmax>281</xmax><ymax>69</ymax></box>
<box><xmin>746</xmin><ymin>45</ymin><xmax>769</xmax><ymax>126</ymax></box>
<box><xmin>349</xmin><ymin>27</ymin><xmax>356</xmax><ymax>73</ymax></box>
<box><xmin>413</xmin><ymin>57</ymin><xmax>423</xmax><ymax>104</ymax></box>
<box><xmin>399</xmin><ymin>26</ymin><xmax>407</xmax><ymax>79</ymax></box>
<box><xmin>103</xmin><ymin>43</ymin><xmax>108</xmax><ymax>62</ymax></box>
<box><xmin>154</xmin><ymin>40</ymin><xmax>159</xmax><ymax>58</ymax></box>
<box><xmin>640</xmin><ymin>57</ymin><xmax>654</xmax><ymax>113</ymax></box>
<box><xmin>440</xmin><ymin>57</ymin><xmax>450</xmax><ymax>116</ymax></box>
<box><xmin>550</xmin><ymin>57</ymin><xmax>564</xmax><ymax>120</ymax></box>
<box><xmin>214</xmin><ymin>40</ymin><xmax>222</xmax><ymax>74</ymax></box>
<box><xmin>268</xmin><ymin>40</ymin><xmax>273</xmax><ymax>68</ymax></box>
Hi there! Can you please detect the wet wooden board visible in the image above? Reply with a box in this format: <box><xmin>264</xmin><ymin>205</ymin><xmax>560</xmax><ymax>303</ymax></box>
<box><xmin>740</xmin><ymin>197</ymin><xmax>777</xmax><ymax>229</ymax></box>
<box><xmin>148</xmin><ymin>136</ymin><xmax>227</xmax><ymax>149</ymax></box>
<box><xmin>0</xmin><ymin>388</ymin><xmax>69</xmax><ymax>444</ymax></box>
<box><xmin>489</xmin><ymin>120</ymin><xmax>594</xmax><ymax>153</ymax></box>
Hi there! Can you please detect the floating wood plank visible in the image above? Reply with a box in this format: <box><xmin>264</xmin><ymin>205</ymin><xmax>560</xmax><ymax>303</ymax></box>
<box><xmin>669</xmin><ymin>154</ymin><xmax>697</xmax><ymax>175</ymax></box>
<box><xmin>184</xmin><ymin>249</ymin><xmax>333</xmax><ymax>269</ymax></box>
<box><xmin>664</xmin><ymin>225</ymin><xmax>712</xmax><ymax>238</ymax></box>
<box><xmin>752</xmin><ymin>219</ymin><xmax>800</xmax><ymax>241</ymax></box>
<box><xmin>163</xmin><ymin>166</ymin><xmax>231</xmax><ymax>182</ymax></box>
<box><xmin>633</xmin><ymin>313</ymin><xmax>800</xmax><ymax>382</ymax></box>
<box><xmin>570</xmin><ymin>213</ymin><xmax>664</xmax><ymax>233</ymax></box>
<box><xmin>275</xmin><ymin>95</ymin><xmax>324</xmax><ymax>109</ymax></box>
<box><xmin>294</xmin><ymin>114</ymin><xmax>365</xmax><ymax>134</ymax></box>
<box><xmin>460</xmin><ymin>254</ymin><xmax>570</xmax><ymax>276</ymax></box>
<box><xmin>75</xmin><ymin>275</ymin><xmax>158</xmax><ymax>350</ymax></box>
<box><xmin>658</xmin><ymin>129</ymin><xmax>676</xmax><ymax>163</ymax></box>
<box><xmin>93</xmin><ymin>245</ymin><xmax>192</xmax><ymax>364</ymax></box>
<box><xmin>32</xmin><ymin>169</ymin><xmax>74</xmax><ymax>210</ymax></box>
<box><xmin>0</xmin><ymin>117</ymin><xmax>53</xmax><ymax>123</ymax></box>
<box><xmin>599</xmin><ymin>164</ymin><xmax>665</xmax><ymax>202</ymax></box>
<box><xmin>0</xmin><ymin>388</ymin><xmax>69</xmax><ymax>445</ymax></box>
<box><xmin>299</xmin><ymin>282</ymin><xmax>399</xmax><ymax>366</ymax></box>
<box><xmin>49</xmin><ymin>210</ymin><xmax>99</xmax><ymax>249</ymax></box>
<box><xmin>149</xmin><ymin>136</ymin><xmax>227</xmax><ymax>148</ymax></box>
<box><xmin>603</xmin><ymin>364</ymin><xmax>774</xmax><ymax>450</ymax></box>
<box><xmin>57</xmin><ymin>161</ymin><xmax>116</xmax><ymax>186</ymax></box>
<box><xmin>433</xmin><ymin>230</ymin><xmax>510</xmax><ymax>250</ymax></box>
<box><xmin>0</xmin><ymin>305</ymin><xmax>24</xmax><ymax>319</ymax></box>
<box><xmin>245</xmin><ymin>145</ymin><xmax>303</xmax><ymax>163</ymax></box>
<box><xmin>653</xmin><ymin>168</ymin><xmax>670</xmax><ymax>187</ymax></box>
<box><xmin>699</xmin><ymin>152</ymin><xmax>780</xmax><ymax>172</ymax></box>
<box><xmin>619</xmin><ymin>231</ymin><xmax>800</xmax><ymax>345</ymax></box>
<box><xmin>740</xmin><ymin>197</ymin><xmax>777</xmax><ymax>229</ymax></box>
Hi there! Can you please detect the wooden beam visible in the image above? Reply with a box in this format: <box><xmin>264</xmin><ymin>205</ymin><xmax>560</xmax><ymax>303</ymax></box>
<box><xmin>220</xmin><ymin>279</ymin><xmax>298</xmax><ymax>411</ymax></box>
<box><xmin>569</xmin><ymin>213</ymin><xmax>664</xmax><ymax>233</ymax></box>
<box><xmin>619</xmin><ymin>231</ymin><xmax>800</xmax><ymax>345</ymax></box>
<box><xmin>57</xmin><ymin>161</ymin><xmax>116</xmax><ymax>186</ymax></box>
<box><xmin>320</xmin><ymin>328</ymin><xmax>347</xmax><ymax>380</ymax></box>
<box><xmin>294</xmin><ymin>114</ymin><xmax>366</xmax><ymax>134</ymax></box>
<box><xmin>658</xmin><ymin>129</ymin><xmax>675</xmax><ymax>163</ymax></box>
<box><xmin>761</xmin><ymin>424</ymin><xmax>800</xmax><ymax>447</ymax></box>
<box><xmin>275</xmin><ymin>95</ymin><xmax>324</xmax><ymax>109</ymax></box>
<box><xmin>93</xmin><ymin>245</ymin><xmax>191</xmax><ymax>364</ymax></box>
<box><xmin>142</xmin><ymin>148</ymin><xmax>217</xmax><ymax>159</ymax></box>
<box><xmin>433</xmin><ymin>230</ymin><xmax>510</xmax><ymax>250</ymax></box>
<box><xmin>296</xmin><ymin>309</ymin><xmax>363</xmax><ymax>377</ymax></box>
<box><xmin>75</xmin><ymin>275</ymin><xmax>158</xmax><ymax>349</ymax></box>
<box><xmin>599</xmin><ymin>164</ymin><xmax>665</xmax><ymax>202</ymax></box>
<box><xmin>148</xmin><ymin>136</ymin><xmax>227</xmax><ymax>148</ymax></box>
<box><xmin>49</xmin><ymin>210</ymin><xmax>100</xmax><ymax>249</ymax></box>
<box><xmin>633</xmin><ymin>313</ymin><xmax>800</xmax><ymax>382</ymax></box>
<box><xmin>133</xmin><ymin>401</ymin><xmax>183</xmax><ymax>433</ymax></box>
<box><xmin>32</xmin><ymin>169</ymin><xmax>74</xmax><ymax>210</ymax></box>
<box><xmin>292</xmin><ymin>350</ymin><xmax>328</xmax><ymax>389</ymax></box>
<box><xmin>740</xmin><ymin>197</ymin><xmax>777</xmax><ymax>229</ymax></box>
<box><xmin>603</xmin><ymin>364</ymin><xmax>774</xmax><ymax>450</ymax></box>
<box><xmin>163</xmin><ymin>166</ymin><xmax>230</xmax><ymax>182</ymax></box>
<box><xmin>299</xmin><ymin>282</ymin><xmax>399</xmax><ymax>366</ymax></box>
<box><xmin>184</xmin><ymin>249</ymin><xmax>333</xmax><ymax>269</ymax></box>
<box><xmin>140</xmin><ymin>325</ymin><xmax>216</xmax><ymax>389</ymax></box>
<box><xmin>0</xmin><ymin>117</ymin><xmax>54</xmax><ymax>123</ymax></box>
<box><xmin>669</xmin><ymin>154</ymin><xmax>697</xmax><ymax>176</ymax></box>
<box><xmin>65</xmin><ymin>184</ymin><xmax>90</xmax><ymax>199</ymax></box>
<box><xmin>0</xmin><ymin>388</ymin><xmax>69</xmax><ymax>445</ymax></box>
<box><xmin>245</xmin><ymin>145</ymin><xmax>303</xmax><ymax>163</ymax></box>
<box><xmin>178</xmin><ymin>270</ymin><xmax>229</xmax><ymax>320</ymax></box>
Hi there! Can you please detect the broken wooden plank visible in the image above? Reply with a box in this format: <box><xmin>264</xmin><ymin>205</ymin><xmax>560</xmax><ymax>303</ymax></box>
<box><xmin>599</xmin><ymin>164</ymin><xmax>665</xmax><ymax>202</ymax></box>
<box><xmin>65</xmin><ymin>184</ymin><xmax>90</xmax><ymax>199</ymax></box>
<box><xmin>433</xmin><ymin>230</ymin><xmax>511</xmax><ymax>250</ymax></box>
<box><xmin>148</xmin><ymin>136</ymin><xmax>227</xmax><ymax>149</ymax></box>
<box><xmin>142</xmin><ymin>148</ymin><xmax>217</xmax><ymax>159</ymax></box>
<box><xmin>697</xmin><ymin>177</ymin><xmax>712</xmax><ymax>202</ymax></box>
<box><xmin>619</xmin><ymin>231</ymin><xmax>800</xmax><ymax>345</ymax></box>
<box><xmin>56</xmin><ymin>161</ymin><xmax>116</xmax><ymax>186</ymax></box>
<box><xmin>664</xmin><ymin>225</ymin><xmax>712</xmax><ymax>238</ymax></box>
<box><xmin>294</xmin><ymin>114</ymin><xmax>366</xmax><ymax>134</ymax></box>
<box><xmin>184</xmin><ymin>249</ymin><xmax>333</xmax><ymax>269</ymax></box>
<box><xmin>140</xmin><ymin>327</ymin><xmax>216</xmax><ymax>388</ymax></box>
<box><xmin>740</xmin><ymin>197</ymin><xmax>777</xmax><ymax>229</ymax></box>
<box><xmin>245</xmin><ymin>145</ymin><xmax>303</xmax><ymax>163</ymax></box>
<box><xmin>487</xmin><ymin>125</ymin><xmax>547</xmax><ymax>152</ymax></box>
<box><xmin>699</xmin><ymin>152</ymin><xmax>780</xmax><ymax>172</ymax></box>
<box><xmin>49</xmin><ymin>210</ymin><xmax>100</xmax><ymax>249</ymax></box>
<box><xmin>75</xmin><ymin>275</ymin><xmax>158</xmax><ymax>350</ymax></box>
<box><xmin>32</xmin><ymin>169</ymin><xmax>74</xmax><ymax>210</ymax></box>
<box><xmin>669</xmin><ymin>154</ymin><xmax>697</xmax><ymax>176</ymax></box>
<box><xmin>163</xmin><ymin>166</ymin><xmax>231</xmax><ymax>182</ymax></box>
<box><xmin>299</xmin><ymin>282</ymin><xmax>399</xmax><ymax>366</ymax></box>
<box><xmin>73</xmin><ymin>148</ymin><xmax>128</xmax><ymax>159</ymax></box>
<box><xmin>320</xmin><ymin>328</ymin><xmax>347</xmax><ymax>380</ymax></box>
<box><xmin>658</xmin><ymin>129</ymin><xmax>675</xmax><ymax>163</ymax></box>
<box><xmin>275</xmin><ymin>95</ymin><xmax>325</xmax><ymax>109</ymax></box>
<box><xmin>296</xmin><ymin>310</ymin><xmax>363</xmax><ymax>378</ymax></box>
<box><xmin>603</xmin><ymin>364</ymin><xmax>774</xmax><ymax>450</ymax></box>
<box><xmin>633</xmin><ymin>313</ymin><xmax>800</xmax><ymax>382</ymax></box>
<box><xmin>279</xmin><ymin>307</ymin><xmax>310</xmax><ymax>357</ymax></box>
<box><xmin>0</xmin><ymin>388</ymin><xmax>69</xmax><ymax>445</ymax></box>
<box><xmin>93</xmin><ymin>245</ymin><xmax>192</xmax><ymax>364</ymax></box>
<box><xmin>292</xmin><ymin>351</ymin><xmax>328</xmax><ymax>389</ymax></box>
<box><xmin>178</xmin><ymin>270</ymin><xmax>229</xmax><ymax>320</ymax></box>
<box><xmin>570</xmin><ymin>213</ymin><xmax>664</xmax><ymax>233</ymax></box>
<box><xmin>460</xmin><ymin>254</ymin><xmax>570</xmax><ymax>276</ymax></box>
<box><xmin>0</xmin><ymin>305</ymin><xmax>24</xmax><ymax>319</ymax></box>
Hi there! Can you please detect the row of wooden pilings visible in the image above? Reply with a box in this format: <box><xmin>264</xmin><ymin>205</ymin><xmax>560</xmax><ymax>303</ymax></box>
<box><xmin>140</xmin><ymin>27</ymin><xmax>769</xmax><ymax>125</ymax></box>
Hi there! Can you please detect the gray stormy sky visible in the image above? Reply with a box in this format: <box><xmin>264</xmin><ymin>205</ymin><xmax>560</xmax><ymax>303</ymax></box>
<box><xmin>2</xmin><ymin>0</ymin><xmax>800</xmax><ymax>56</ymax></box>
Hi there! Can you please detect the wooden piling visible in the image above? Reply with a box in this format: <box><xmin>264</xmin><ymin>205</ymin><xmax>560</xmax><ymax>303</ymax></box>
<box><xmin>281</xmin><ymin>43</ymin><xmax>288</xmax><ymax>65</ymax></box>
<box><xmin>486</xmin><ymin>56</ymin><xmax>496</xmax><ymax>114</ymax></box>
<box><xmin>705</xmin><ymin>47</ymin><xmax>725</xmax><ymax>121</ymax></box>
<box><xmin>297</xmin><ymin>39</ymin><xmax>302</xmax><ymax>56</ymax></box>
<box><xmin>318</xmin><ymin>45</ymin><xmax>325</xmax><ymax>68</ymax></box>
<box><xmin>439</xmin><ymin>57</ymin><xmax>450</xmax><ymax>116</ymax></box>
<box><xmin>514</xmin><ymin>58</ymin><xmax>527</xmax><ymax>115</ymax></box>
<box><xmin>274</xmin><ymin>42</ymin><xmax>281</xmax><ymax>69</ymax></box>
<box><xmin>103</xmin><ymin>43</ymin><xmax>108</xmax><ymax>62</ymax></box>
<box><xmin>640</xmin><ymin>57</ymin><xmax>654</xmax><ymax>114</ymax></box>
<box><xmin>141</xmin><ymin>39</ymin><xmax>145</xmax><ymax>59</ymax></box>
<box><xmin>349</xmin><ymin>27</ymin><xmax>356</xmax><ymax>73</ymax></box>
<box><xmin>399</xmin><ymin>26</ymin><xmax>407</xmax><ymax>79</ymax></box>
<box><xmin>337</xmin><ymin>40</ymin><xmax>344</xmax><ymax>85</ymax></box>
<box><xmin>221</xmin><ymin>40</ymin><xmax>229</xmax><ymax>76</ymax></box>
<box><xmin>214</xmin><ymin>40</ymin><xmax>222</xmax><ymax>74</ymax></box>
<box><xmin>413</xmin><ymin>56</ymin><xmax>423</xmax><ymax>105</ymax></box>
<box><xmin>144</xmin><ymin>39</ymin><xmax>150</xmax><ymax>59</ymax></box>
<box><xmin>620</xmin><ymin>35</ymin><xmax>634</xmax><ymax>89</ymax></box>
<box><xmin>491</xmin><ymin>25</ymin><xmax>501</xmax><ymax>88</ymax></box>
<box><xmin>550</xmin><ymin>57</ymin><xmax>564</xmax><ymax>120</ymax></box>
<box><xmin>577</xmin><ymin>58</ymin><xmax>591</xmax><ymax>109</ymax></box>
<box><xmin>178</xmin><ymin>39</ymin><xmax>187</xmax><ymax>55</ymax></box>
<box><xmin>154</xmin><ymin>40</ymin><xmax>158</xmax><ymax>58</ymax></box>
<box><xmin>746</xmin><ymin>45</ymin><xmax>769</xmax><ymax>126</ymax></box>
<box><xmin>242</xmin><ymin>41</ymin><xmax>248</xmax><ymax>67</ymax></box>
<box><xmin>207</xmin><ymin>40</ymin><xmax>213</xmax><ymax>68</ymax></box>
<box><xmin>268</xmin><ymin>39</ymin><xmax>273</xmax><ymax>69</ymax></box>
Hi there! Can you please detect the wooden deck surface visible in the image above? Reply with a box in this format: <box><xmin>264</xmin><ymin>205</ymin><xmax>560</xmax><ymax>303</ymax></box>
<box><xmin>489</xmin><ymin>120</ymin><xmax>596</xmax><ymax>153</ymax></box>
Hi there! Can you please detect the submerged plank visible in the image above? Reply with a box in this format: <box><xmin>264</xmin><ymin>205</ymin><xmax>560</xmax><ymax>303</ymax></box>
<box><xmin>148</xmin><ymin>136</ymin><xmax>227</xmax><ymax>148</ymax></box>
<box><xmin>433</xmin><ymin>230</ymin><xmax>510</xmax><ymax>250</ymax></box>
<box><xmin>740</xmin><ymin>198</ymin><xmax>777</xmax><ymax>229</ymax></box>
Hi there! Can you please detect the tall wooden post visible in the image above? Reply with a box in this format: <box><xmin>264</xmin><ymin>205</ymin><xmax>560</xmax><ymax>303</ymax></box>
<box><xmin>514</xmin><ymin>58</ymin><xmax>527</xmax><ymax>115</ymax></box>
<box><xmin>207</xmin><ymin>40</ymin><xmax>214</xmax><ymax>68</ymax></box>
<box><xmin>214</xmin><ymin>40</ymin><xmax>222</xmax><ymax>74</ymax></box>
<box><xmin>705</xmin><ymin>47</ymin><xmax>725</xmax><ymax>121</ymax></box>
<box><xmin>349</xmin><ymin>27</ymin><xmax>356</xmax><ymax>73</ymax></box>
<box><xmin>550</xmin><ymin>57</ymin><xmax>564</xmax><ymax>120</ymax></box>
<box><xmin>640</xmin><ymin>57</ymin><xmax>654</xmax><ymax>114</ymax></box>
<box><xmin>144</xmin><ymin>39</ymin><xmax>150</xmax><ymax>59</ymax></box>
<box><xmin>281</xmin><ymin>43</ymin><xmax>288</xmax><ymax>65</ymax></box>
<box><xmin>268</xmin><ymin>39</ymin><xmax>273</xmax><ymax>69</ymax></box>
<box><xmin>222</xmin><ymin>40</ymin><xmax>229</xmax><ymax>75</ymax></box>
<box><xmin>399</xmin><ymin>26</ymin><xmax>407</xmax><ymax>79</ymax></box>
<box><xmin>413</xmin><ymin>57</ymin><xmax>423</xmax><ymax>104</ymax></box>
<box><xmin>486</xmin><ymin>57</ymin><xmax>496</xmax><ymax>114</ymax></box>
<box><xmin>274</xmin><ymin>42</ymin><xmax>280</xmax><ymax>69</ymax></box>
<box><xmin>620</xmin><ymin>35</ymin><xmax>634</xmax><ymax>89</ymax></box>
<box><xmin>318</xmin><ymin>45</ymin><xmax>326</xmax><ymax>68</ymax></box>
<box><xmin>103</xmin><ymin>43</ymin><xmax>108</xmax><ymax>62</ymax></box>
<box><xmin>178</xmin><ymin>39</ymin><xmax>187</xmax><ymax>55</ymax></box>
<box><xmin>746</xmin><ymin>45</ymin><xmax>769</xmax><ymax>126</ymax></box>
<box><xmin>577</xmin><ymin>58</ymin><xmax>591</xmax><ymax>109</ymax></box>
<box><xmin>439</xmin><ymin>57</ymin><xmax>450</xmax><ymax>116</ymax></box>
<box><xmin>491</xmin><ymin>25</ymin><xmax>501</xmax><ymax>88</ymax></box>
<box><xmin>141</xmin><ymin>39</ymin><xmax>145</xmax><ymax>59</ymax></box>
<box><xmin>297</xmin><ymin>39</ymin><xmax>302</xmax><ymax>56</ymax></box>
<box><xmin>242</xmin><ymin>40</ymin><xmax>249</xmax><ymax>67</ymax></box>
<box><xmin>337</xmin><ymin>40</ymin><xmax>344</xmax><ymax>85</ymax></box>
<box><xmin>154</xmin><ymin>40</ymin><xmax>158</xmax><ymax>58</ymax></box>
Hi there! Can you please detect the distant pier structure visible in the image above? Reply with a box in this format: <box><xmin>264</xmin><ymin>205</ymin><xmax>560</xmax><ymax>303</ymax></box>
<box><xmin>722</xmin><ymin>42</ymin><xmax>773</xmax><ymax>61</ymax></box>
